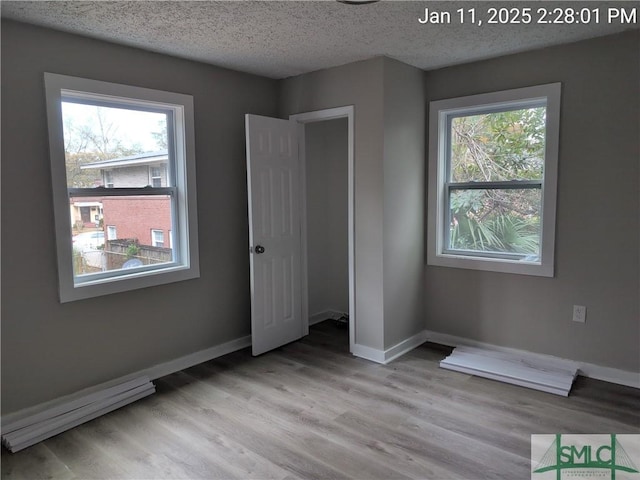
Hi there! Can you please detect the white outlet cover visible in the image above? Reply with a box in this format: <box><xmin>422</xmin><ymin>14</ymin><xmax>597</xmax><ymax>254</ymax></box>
<box><xmin>572</xmin><ymin>305</ymin><xmax>586</xmax><ymax>323</ymax></box>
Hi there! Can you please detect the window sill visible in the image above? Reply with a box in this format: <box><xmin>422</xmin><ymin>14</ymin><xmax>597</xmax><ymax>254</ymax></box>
<box><xmin>427</xmin><ymin>252</ymin><xmax>553</xmax><ymax>277</ymax></box>
<box><xmin>61</xmin><ymin>263</ymin><xmax>199</xmax><ymax>303</ymax></box>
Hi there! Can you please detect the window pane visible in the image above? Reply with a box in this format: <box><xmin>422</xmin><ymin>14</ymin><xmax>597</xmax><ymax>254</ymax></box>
<box><xmin>61</xmin><ymin>102</ymin><xmax>168</xmax><ymax>188</ymax></box>
<box><xmin>71</xmin><ymin>195</ymin><xmax>173</xmax><ymax>278</ymax></box>
<box><xmin>450</xmin><ymin>107</ymin><xmax>546</xmax><ymax>183</ymax></box>
<box><xmin>448</xmin><ymin>188</ymin><xmax>541</xmax><ymax>258</ymax></box>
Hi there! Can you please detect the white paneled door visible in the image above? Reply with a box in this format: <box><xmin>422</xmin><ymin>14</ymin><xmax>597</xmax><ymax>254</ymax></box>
<box><xmin>245</xmin><ymin>114</ymin><xmax>303</xmax><ymax>356</ymax></box>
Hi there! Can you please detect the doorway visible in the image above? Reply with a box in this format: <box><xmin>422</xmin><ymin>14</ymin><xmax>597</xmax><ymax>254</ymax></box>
<box><xmin>290</xmin><ymin>106</ymin><xmax>355</xmax><ymax>353</ymax></box>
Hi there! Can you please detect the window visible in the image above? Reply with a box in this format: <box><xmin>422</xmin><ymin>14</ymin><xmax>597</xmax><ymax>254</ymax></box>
<box><xmin>104</xmin><ymin>170</ymin><xmax>114</xmax><ymax>188</ymax></box>
<box><xmin>428</xmin><ymin>83</ymin><xmax>560</xmax><ymax>277</ymax></box>
<box><xmin>45</xmin><ymin>73</ymin><xmax>199</xmax><ymax>302</ymax></box>
<box><xmin>150</xmin><ymin>166</ymin><xmax>162</xmax><ymax>187</ymax></box>
<box><xmin>151</xmin><ymin>229</ymin><xmax>164</xmax><ymax>247</ymax></box>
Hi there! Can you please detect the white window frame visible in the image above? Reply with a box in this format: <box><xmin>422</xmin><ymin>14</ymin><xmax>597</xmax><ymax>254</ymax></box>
<box><xmin>150</xmin><ymin>165</ymin><xmax>162</xmax><ymax>187</ymax></box>
<box><xmin>151</xmin><ymin>229</ymin><xmax>165</xmax><ymax>247</ymax></box>
<box><xmin>106</xmin><ymin>225</ymin><xmax>117</xmax><ymax>240</ymax></box>
<box><xmin>104</xmin><ymin>170</ymin><xmax>114</xmax><ymax>188</ymax></box>
<box><xmin>427</xmin><ymin>83</ymin><xmax>561</xmax><ymax>277</ymax></box>
<box><xmin>45</xmin><ymin>73</ymin><xmax>200</xmax><ymax>302</ymax></box>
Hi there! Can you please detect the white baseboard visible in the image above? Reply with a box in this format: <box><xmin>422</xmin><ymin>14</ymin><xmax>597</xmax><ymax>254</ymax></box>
<box><xmin>7</xmin><ymin>325</ymin><xmax>635</xmax><ymax>442</ymax></box>
<box><xmin>309</xmin><ymin>310</ymin><xmax>347</xmax><ymax>326</ymax></box>
<box><xmin>352</xmin><ymin>343</ymin><xmax>386</xmax><ymax>363</ymax></box>
<box><xmin>575</xmin><ymin>363</ymin><xmax>640</xmax><ymax>389</ymax></box>
<box><xmin>384</xmin><ymin>330</ymin><xmax>429</xmax><ymax>364</ymax></box>
<box><xmin>1</xmin><ymin>335</ymin><xmax>252</xmax><ymax>429</ymax></box>
<box><xmin>353</xmin><ymin>330</ymin><xmax>428</xmax><ymax>365</ymax></box>
<box><xmin>143</xmin><ymin>335</ymin><xmax>251</xmax><ymax>380</ymax></box>
<box><xmin>425</xmin><ymin>330</ymin><xmax>640</xmax><ymax>389</ymax></box>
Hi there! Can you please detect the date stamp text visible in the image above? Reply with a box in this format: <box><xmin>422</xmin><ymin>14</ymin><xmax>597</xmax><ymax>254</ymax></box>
<box><xmin>418</xmin><ymin>6</ymin><xmax>638</xmax><ymax>26</ymax></box>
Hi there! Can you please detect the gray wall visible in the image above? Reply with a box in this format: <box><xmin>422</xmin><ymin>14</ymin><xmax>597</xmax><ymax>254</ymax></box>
<box><xmin>1</xmin><ymin>20</ymin><xmax>278</xmax><ymax>414</ymax></box>
<box><xmin>305</xmin><ymin>119</ymin><xmax>349</xmax><ymax>317</ymax></box>
<box><xmin>424</xmin><ymin>31</ymin><xmax>639</xmax><ymax>372</ymax></box>
<box><xmin>382</xmin><ymin>58</ymin><xmax>426</xmax><ymax>349</ymax></box>
<box><xmin>280</xmin><ymin>58</ymin><xmax>386</xmax><ymax>350</ymax></box>
<box><xmin>280</xmin><ymin>57</ymin><xmax>426</xmax><ymax>352</ymax></box>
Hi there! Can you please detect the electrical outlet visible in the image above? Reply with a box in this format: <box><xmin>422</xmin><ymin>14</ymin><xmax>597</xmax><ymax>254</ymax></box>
<box><xmin>572</xmin><ymin>305</ymin><xmax>586</xmax><ymax>323</ymax></box>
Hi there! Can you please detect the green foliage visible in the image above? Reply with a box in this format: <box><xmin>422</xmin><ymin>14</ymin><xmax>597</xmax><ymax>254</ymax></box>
<box><xmin>450</xmin><ymin>190</ymin><xmax>485</xmax><ymax>213</ymax></box>
<box><xmin>450</xmin><ymin>213</ymin><xmax>539</xmax><ymax>255</ymax></box>
<box><xmin>449</xmin><ymin>107</ymin><xmax>545</xmax><ymax>255</ymax></box>
<box><xmin>450</xmin><ymin>107</ymin><xmax>545</xmax><ymax>183</ymax></box>
<box><xmin>64</xmin><ymin>151</ymin><xmax>102</xmax><ymax>188</ymax></box>
<box><xmin>126</xmin><ymin>244</ymin><xmax>140</xmax><ymax>258</ymax></box>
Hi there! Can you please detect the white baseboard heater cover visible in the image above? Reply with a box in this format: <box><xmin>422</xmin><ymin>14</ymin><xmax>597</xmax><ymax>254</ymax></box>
<box><xmin>440</xmin><ymin>346</ymin><xmax>578</xmax><ymax>396</ymax></box>
<box><xmin>2</xmin><ymin>376</ymin><xmax>155</xmax><ymax>452</ymax></box>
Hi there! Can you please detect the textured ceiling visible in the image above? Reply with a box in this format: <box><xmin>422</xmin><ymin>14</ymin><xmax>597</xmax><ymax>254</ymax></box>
<box><xmin>2</xmin><ymin>1</ymin><xmax>637</xmax><ymax>79</ymax></box>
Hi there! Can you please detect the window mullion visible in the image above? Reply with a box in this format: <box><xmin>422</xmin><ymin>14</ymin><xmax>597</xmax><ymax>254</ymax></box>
<box><xmin>449</xmin><ymin>180</ymin><xmax>542</xmax><ymax>190</ymax></box>
<box><xmin>68</xmin><ymin>187</ymin><xmax>176</xmax><ymax>197</ymax></box>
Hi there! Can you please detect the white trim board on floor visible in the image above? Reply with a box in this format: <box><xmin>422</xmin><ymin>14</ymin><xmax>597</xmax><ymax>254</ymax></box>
<box><xmin>1</xmin><ymin>335</ymin><xmax>252</xmax><ymax>431</ymax></box>
<box><xmin>425</xmin><ymin>330</ymin><xmax>640</xmax><ymax>389</ymax></box>
<box><xmin>440</xmin><ymin>346</ymin><xmax>577</xmax><ymax>396</ymax></box>
<box><xmin>2</xmin><ymin>377</ymin><xmax>155</xmax><ymax>452</ymax></box>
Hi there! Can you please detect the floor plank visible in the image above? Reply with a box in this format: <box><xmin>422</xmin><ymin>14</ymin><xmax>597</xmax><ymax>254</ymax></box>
<box><xmin>2</xmin><ymin>320</ymin><xmax>639</xmax><ymax>479</ymax></box>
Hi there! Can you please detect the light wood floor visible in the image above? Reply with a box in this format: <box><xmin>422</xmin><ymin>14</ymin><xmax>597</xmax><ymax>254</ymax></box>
<box><xmin>2</xmin><ymin>321</ymin><xmax>638</xmax><ymax>479</ymax></box>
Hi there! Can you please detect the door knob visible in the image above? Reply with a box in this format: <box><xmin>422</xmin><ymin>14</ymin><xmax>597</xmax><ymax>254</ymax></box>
<box><xmin>254</xmin><ymin>245</ymin><xmax>265</xmax><ymax>254</ymax></box>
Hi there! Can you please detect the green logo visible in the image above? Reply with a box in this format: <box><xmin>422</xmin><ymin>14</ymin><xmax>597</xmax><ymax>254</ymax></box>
<box><xmin>532</xmin><ymin>434</ymin><xmax>639</xmax><ymax>480</ymax></box>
